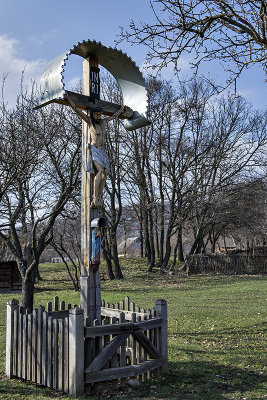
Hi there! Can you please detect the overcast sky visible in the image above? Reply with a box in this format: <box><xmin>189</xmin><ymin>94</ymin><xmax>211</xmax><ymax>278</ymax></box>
<box><xmin>0</xmin><ymin>0</ymin><xmax>266</xmax><ymax>109</ymax></box>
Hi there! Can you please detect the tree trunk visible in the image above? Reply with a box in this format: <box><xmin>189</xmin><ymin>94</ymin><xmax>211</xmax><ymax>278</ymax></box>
<box><xmin>147</xmin><ymin>210</ymin><xmax>155</xmax><ymax>272</ymax></box>
<box><xmin>177</xmin><ymin>226</ymin><xmax>184</xmax><ymax>262</ymax></box>
<box><xmin>102</xmin><ymin>232</ymin><xmax>115</xmax><ymax>280</ymax></box>
<box><xmin>142</xmin><ymin>206</ymin><xmax>152</xmax><ymax>268</ymax></box>
<box><xmin>111</xmin><ymin>231</ymin><xmax>123</xmax><ymax>279</ymax></box>
<box><xmin>103</xmin><ymin>251</ymin><xmax>115</xmax><ymax>280</ymax></box>
<box><xmin>171</xmin><ymin>243</ymin><xmax>178</xmax><ymax>270</ymax></box>
<box><xmin>139</xmin><ymin>224</ymin><xmax>144</xmax><ymax>258</ymax></box>
<box><xmin>160</xmin><ymin>232</ymin><xmax>172</xmax><ymax>272</ymax></box>
<box><xmin>35</xmin><ymin>265</ymin><xmax>42</xmax><ymax>281</ymax></box>
<box><xmin>21</xmin><ymin>272</ymin><xmax>35</xmax><ymax>312</ymax></box>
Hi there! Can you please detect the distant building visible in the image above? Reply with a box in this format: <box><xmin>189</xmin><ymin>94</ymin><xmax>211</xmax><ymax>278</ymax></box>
<box><xmin>117</xmin><ymin>237</ymin><xmax>140</xmax><ymax>256</ymax></box>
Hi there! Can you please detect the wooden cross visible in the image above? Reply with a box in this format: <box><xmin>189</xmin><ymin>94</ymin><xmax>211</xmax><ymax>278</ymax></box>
<box><xmin>66</xmin><ymin>55</ymin><xmax>130</xmax><ymax>325</ymax></box>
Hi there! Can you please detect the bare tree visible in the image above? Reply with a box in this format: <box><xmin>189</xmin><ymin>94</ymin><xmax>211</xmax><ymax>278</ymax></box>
<box><xmin>101</xmin><ymin>72</ymin><xmax>124</xmax><ymax>279</ymax></box>
<box><xmin>122</xmin><ymin>77</ymin><xmax>266</xmax><ymax>269</ymax></box>
<box><xmin>0</xmin><ymin>87</ymin><xmax>81</xmax><ymax>311</ymax></box>
<box><xmin>186</xmin><ymin>93</ymin><xmax>267</xmax><ymax>255</ymax></box>
<box><xmin>120</xmin><ymin>0</ymin><xmax>267</xmax><ymax>84</ymax></box>
<box><xmin>50</xmin><ymin>206</ymin><xmax>81</xmax><ymax>291</ymax></box>
<box><xmin>0</xmin><ymin>82</ymin><xmax>41</xmax><ymax>201</ymax></box>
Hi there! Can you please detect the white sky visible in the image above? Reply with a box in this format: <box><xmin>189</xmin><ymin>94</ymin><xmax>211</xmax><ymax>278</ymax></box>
<box><xmin>0</xmin><ymin>0</ymin><xmax>266</xmax><ymax>109</ymax></box>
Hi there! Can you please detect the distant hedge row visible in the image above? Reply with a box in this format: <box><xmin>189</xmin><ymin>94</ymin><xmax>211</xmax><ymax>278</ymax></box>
<box><xmin>185</xmin><ymin>254</ymin><xmax>267</xmax><ymax>275</ymax></box>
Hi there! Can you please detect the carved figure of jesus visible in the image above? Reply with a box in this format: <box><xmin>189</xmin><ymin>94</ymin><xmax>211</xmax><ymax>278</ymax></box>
<box><xmin>87</xmin><ymin>106</ymin><xmax>125</xmax><ymax>208</ymax></box>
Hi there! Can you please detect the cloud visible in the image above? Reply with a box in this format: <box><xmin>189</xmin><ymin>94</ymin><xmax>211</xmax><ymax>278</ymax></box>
<box><xmin>0</xmin><ymin>35</ymin><xmax>45</xmax><ymax>107</ymax></box>
<box><xmin>29</xmin><ymin>30</ymin><xmax>58</xmax><ymax>45</ymax></box>
<box><xmin>140</xmin><ymin>54</ymin><xmax>192</xmax><ymax>78</ymax></box>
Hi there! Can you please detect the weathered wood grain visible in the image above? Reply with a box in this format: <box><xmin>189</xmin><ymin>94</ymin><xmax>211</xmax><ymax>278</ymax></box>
<box><xmin>22</xmin><ymin>314</ymin><xmax>27</xmax><ymax>380</ymax></box>
<box><xmin>46</xmin><ymin>316</ymin><xmax>52</xmax><ymax>388</ymax></box>
<box><xmin>64</xmin><ymin>316</ymin><xmax>69</xmax><ymax>393</ymax></box>
<box><xmin>42</xmin><ymin>311</ymin><xmax>48</xmax><ymax>386</ymax></box>
<box><xmin>85</xmin><ymin>332</ymin><xmax>130</xmax><ymax>374</ymax></box>
<box><xmin>27</xmin><ymin>314</ymin><xmax>32</xmax><ymax>381</ymax></box>
<box><xmin>52</xmin><ymin>318</ymin><xmax>58</xmax><ymax>389</ymax></box>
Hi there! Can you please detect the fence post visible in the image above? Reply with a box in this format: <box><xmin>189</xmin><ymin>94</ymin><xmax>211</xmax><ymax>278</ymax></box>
<box><xmin>155</xmin><ymin>299</ymin><xmax>168</xmax><ymax>374</ymax></box>
<box><xmin>69</xmin><ymin>308</ymin><xmax>84</xmax><ymax>397</ymax></box>
<box><xmin>6</xmin><ymin>299</ymin><xmax>19</xmax><ymax>378</ymax></box>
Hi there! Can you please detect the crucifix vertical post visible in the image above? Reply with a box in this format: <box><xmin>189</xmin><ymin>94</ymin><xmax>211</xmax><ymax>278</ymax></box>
<box><xmin>80</xmin><ymin>54</ymin><xmax>101</xmax><ymax>325</ymax></box>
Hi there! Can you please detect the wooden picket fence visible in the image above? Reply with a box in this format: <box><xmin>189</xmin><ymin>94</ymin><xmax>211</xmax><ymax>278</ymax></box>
<box><xmin>6</xmin><ymin>296</ymin><xmax>168</xmax><ymax>397</ymax></box>
<box><xmin>5</xmin><ymin>297</ymin><xmax>78</xmax><ymax>393</ymax></box>
<box><xmin>186</xmin><ymin>254</ymin><xmax>267</xmax><ymax>275</ymax></box>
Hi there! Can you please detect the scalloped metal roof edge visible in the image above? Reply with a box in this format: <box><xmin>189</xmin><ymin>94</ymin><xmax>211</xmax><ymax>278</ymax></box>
<box><xmin>38</xmin><ymin>39</ymin><xmax>149</xmax><ymax>124</ymax></box>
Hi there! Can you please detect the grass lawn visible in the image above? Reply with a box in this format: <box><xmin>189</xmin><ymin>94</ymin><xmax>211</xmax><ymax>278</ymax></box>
<box><xmin>0</xmin><ymin>259</ymin><xmax>266</xmax><ymax>399</ymax></box>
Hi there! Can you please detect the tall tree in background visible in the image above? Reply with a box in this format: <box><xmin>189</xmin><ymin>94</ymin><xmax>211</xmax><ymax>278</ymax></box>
<box><xmin>101</xmin><ymin>73</ymin><xmax>124</xmax><ymax>279</ymax></box>
<box><xmin>0</xmin><ymin>87</ymin><xmax>81</xmax><ymax>311</ymax></box>
<box><xmin>186</xmin><ymin>94</ymin><xmax>267</xmax><ymax>254</ymax></box>
<box><xmin>120</xmin><ymin>0</ymin><xmax>267</xmax><ymax>84</ymax></box>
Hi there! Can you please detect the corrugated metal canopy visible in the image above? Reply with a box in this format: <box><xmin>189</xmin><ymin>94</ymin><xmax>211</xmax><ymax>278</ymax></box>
<box><xmin>37</xmin><ymin>39</ymin><xmax>150</xmax><ymax>131</ymax></box>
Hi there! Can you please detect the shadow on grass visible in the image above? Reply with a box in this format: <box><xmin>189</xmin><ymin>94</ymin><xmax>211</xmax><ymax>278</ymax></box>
<box><xmin>0</xmin><ymin>361</ymin><xmax>265</xmax><ymax>400</ymax></box>
<box><xmin>138</xmin><ymin>360</ymin><xmax>266</xmax><ymax>400</ymax></box>
<box><xmin>0</xmin><ymin>375</ymin><xmax>67</xmax><ymax>399</ymax></box>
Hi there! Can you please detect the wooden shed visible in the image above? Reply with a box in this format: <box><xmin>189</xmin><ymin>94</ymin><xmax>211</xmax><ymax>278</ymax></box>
<box><xmin>0</xmin><ymin>261</ymin><xmax>22</xmax><ymax>289</ymax></box>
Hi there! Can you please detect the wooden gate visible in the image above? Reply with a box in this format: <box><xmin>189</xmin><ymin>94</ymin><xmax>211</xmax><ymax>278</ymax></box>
<box><xmin>84</xmin><ymin>298</ymin><xmax>168</xmax><ymax>387</ymax></box>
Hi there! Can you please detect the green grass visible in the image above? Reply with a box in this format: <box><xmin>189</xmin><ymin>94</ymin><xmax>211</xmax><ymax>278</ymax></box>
<box><xmin>0</xmin><ymin>259</ymin><xmax>266</xmax><ymax>399</ymax></box>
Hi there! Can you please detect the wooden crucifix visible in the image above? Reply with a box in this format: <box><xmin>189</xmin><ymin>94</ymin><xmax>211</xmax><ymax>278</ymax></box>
<box><xmin>72</xmin><ymin>55</ymin><xmax>126</xmax><ymax>324</ymax></box>
<box><xmin>35</xmin><ymin>40</ymin><xmax>150</xmax><ymax>326</ymax></box>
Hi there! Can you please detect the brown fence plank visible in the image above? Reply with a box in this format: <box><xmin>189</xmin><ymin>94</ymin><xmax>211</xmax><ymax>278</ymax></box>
<box><xmin>85</xmin><ymin>333</ymin><xmax>130</xmax><ymax>374</ymax></box>
<box><xmin>52</xmin><ymin>318</ymin><xmax>58</xmax><ymax>390</ymax></box>
<box><xmin>102</xmin><ymin>318</ymin><xmax>109</xmax><ymax>368</ymax></box>
<box><xmin>17</xmin><ymin>313</ymin><xmax>23</xmax><ymax>378</ymax></box>
<box><xmin>85</xmin><ymin>321</ymin><xmax>133</xmax><ymax>337</ymax></box>
<box><xmin>31</xmin><ymin>309</ymin><xmax>37</xmax><ymax>382</ymax></box>
<box><xmin>47</xmin><ymin>316</ymin><xmax>52</xmax><ymax>388</ymax></box>
<box><xmin>133</xmin><ymin>330</ymin><xmax>161</xmax><ymax>359</ymax></box>
<box><xmin>85</xmin><ymin>318</ymin><xmax>162</xmax><ymax>338</ymax></box>
<box><xmin>101</xmin><ymin>308</ymin><xmax>150</xmax><ymax>321</ymax></box>
<box><xmin>134</xmin><ymin>359</ymin><xmax>164</xmax><ymax>376</ymax></box>
<box><xmin>13</xmin><ymin>309</ymin><xmax>18</xmax><ymax>376</ymax></box>
<box><xmin>42</xmin><ymin>311</ymin><xmax>48</xmax><ymax>386</ymax></box>
<box><xmin>125</xmin><ymin>297</ymin><xmax>130</xmax><ymax>311</ymax></box>
<box><xmin>86</xmin><ymin>365</ymin><xmax>134</xmax><ymax>383</ymax></box>
<box><xmin>37</xmin><ymin>305</ymin><xmax>43</xmax><ymax>384</ymax></box>
<box><xmin>63</xmin><ymin>316</ymin><xmax>69</xmax><ymax>393</ymax></box>
<box><xmin>155</xmin><ymin>299</ymin><xmax>168</xmax><ymax>374</ymax></box>
<box><xmin>54</xmin><ymin>296</ymin><xmax>59</xmax><ymax>311</ymax></box>
<box><xmin>131</xmin><ymin>313</ymin><xmax>137</xmax><ymax>367</ymax></box>
<box><xmin>22</xmin><ymin>314</ymin><xmax>28</xmax><ymax>380</ymax></box>
<box><xmin>119</xmin><ymin>313</ymin><xmax>127</xmax><ymax>387</ymax></box>
<box><xmin>27</xmin><ymin>314</ymin><xmax>32</xmax><ymax>381</ymax></box>
<box><xmin>110</xmin><ymin>317</ymin><xmax>118</xmax><ymax>390</ymax></box>
<box><xmin>58</xmin><ymin>319</ymin><xmax>64</xmax><ymax>392</ymax></box>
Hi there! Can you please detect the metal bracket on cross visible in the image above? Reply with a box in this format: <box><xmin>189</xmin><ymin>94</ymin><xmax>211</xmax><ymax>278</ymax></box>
<box><xmin>35</xmin><ymin>39</ymin><xmax>150</xmax><ymax>131</ymax></box>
